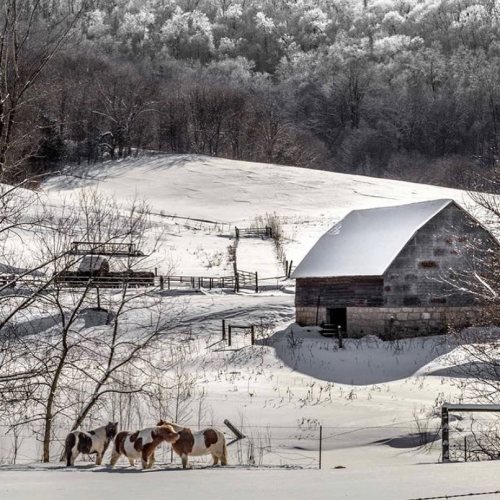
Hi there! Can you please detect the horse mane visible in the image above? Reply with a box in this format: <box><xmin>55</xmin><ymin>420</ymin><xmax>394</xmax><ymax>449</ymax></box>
<box><xmin>157</xmin><ymin>419</ymin><xmax>184</xmax><ymax>432</ymax></box>
<box><xmin>155</xmin><ymin>423</ymin><xmax>179</xmax><ymax>442</ymax></box>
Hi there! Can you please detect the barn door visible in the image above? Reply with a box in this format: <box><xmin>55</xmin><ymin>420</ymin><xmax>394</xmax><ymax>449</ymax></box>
<box><xmin>327</xmin><ymin>308</ymin><xmax>347</xmax><ymax>332</ymax></box>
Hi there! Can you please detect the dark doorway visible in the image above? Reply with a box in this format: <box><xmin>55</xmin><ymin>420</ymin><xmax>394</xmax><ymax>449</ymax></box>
<box><xmin>327</xmin><ymin>308</ymin><xmax>347</xmax><ymax>332</ymax></box>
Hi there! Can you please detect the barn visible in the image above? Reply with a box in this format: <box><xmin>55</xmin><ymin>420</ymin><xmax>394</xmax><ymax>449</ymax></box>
<box><xmin>292</xmin><ymin>199</ymin><xmax>498</xmax><ymax>338</ymax></box>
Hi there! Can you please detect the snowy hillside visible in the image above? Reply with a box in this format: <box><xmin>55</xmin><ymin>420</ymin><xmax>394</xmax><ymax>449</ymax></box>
<box><xmin>43</xmin><ymin>154</ymin><xmax>471</xmax><ymax>277</ymax></box>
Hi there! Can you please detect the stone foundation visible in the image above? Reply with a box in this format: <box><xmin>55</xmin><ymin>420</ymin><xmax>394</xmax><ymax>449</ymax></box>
<box><xmin>296</xmin><ymin>305</ymin><xmax>482</xmax><ymax>339</ymax></box>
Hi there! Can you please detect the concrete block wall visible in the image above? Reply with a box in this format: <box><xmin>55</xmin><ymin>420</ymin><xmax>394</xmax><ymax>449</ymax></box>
<box><xmin>384</xmin><ymin>203</ymin><xmax>495</xmax><ymax>308</ymax></box>
<box><xmin>296</xmin><ymin>305</ymin><xmax>481</xmax><ymax>339</ymax></box>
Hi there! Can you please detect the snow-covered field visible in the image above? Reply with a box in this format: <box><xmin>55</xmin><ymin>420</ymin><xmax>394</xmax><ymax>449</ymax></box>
<box><xmin>3</xmin><ymin>461</ymin><xmax>500</xmax><ymax>500</ymax></box>
<box><xmin>1</xmin><ymin>154</ymin><xmax>495</xmax><ymax>498</ymax></box>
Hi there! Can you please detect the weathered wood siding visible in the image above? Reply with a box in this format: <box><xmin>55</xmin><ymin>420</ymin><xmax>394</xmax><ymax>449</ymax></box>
<box><xmin>295</xmin><ymin>276</ymin><xmax>384</xmax><ymax>308</ymax></box>
<box><xmin>383</xmin><ymin>203</ymin><xmax>496</xmax><ymax>308</ymax></box>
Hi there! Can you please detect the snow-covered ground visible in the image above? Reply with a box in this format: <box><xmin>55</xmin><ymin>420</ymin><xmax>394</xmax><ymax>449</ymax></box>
<box><xmin>1</xmin><ymin>154</ymin><xmax>496</xmax><ymax>498</ymax></box>
<box><xmin>2</xmin><ymin>461</ymin><xmax>500</xmax><ymax>500</ymax></box>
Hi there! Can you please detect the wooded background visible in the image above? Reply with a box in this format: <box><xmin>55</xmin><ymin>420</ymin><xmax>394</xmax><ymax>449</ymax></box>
<box><xmin>3</xmin><ymin>0</ymin><xmax>500</xmax><ymax>187</ymax></box>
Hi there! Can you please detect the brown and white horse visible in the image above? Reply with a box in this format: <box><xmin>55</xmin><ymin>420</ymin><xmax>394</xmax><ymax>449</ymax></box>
<box><xmin>110</xmin><ymin>423</ymin><xmax>179</xmax><ymax>469</ymax></box>
<box><xmin>157</xmin><ymin>420</ymin><xmax>227</xmax><ymax>469</ymax></box>
<box><xmin>65</xmin><ymin>422</ymin><xmax>118</xmax><ymax>466</ymax></box>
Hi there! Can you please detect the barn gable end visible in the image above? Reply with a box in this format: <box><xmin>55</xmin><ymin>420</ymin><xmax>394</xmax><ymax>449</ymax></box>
<box><xmin>383</xmin><ymin>201</ymin><xmax>495</xmax><ymax>308</ymax></box>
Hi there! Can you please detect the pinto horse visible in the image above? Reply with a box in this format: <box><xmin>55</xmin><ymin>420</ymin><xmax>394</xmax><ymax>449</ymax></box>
<box><xmin>110</xmin><ymin>423</ymin><xmax>179</xmax><ymax>469</ymax></box>
<box><xmin>65</xmin><ymin>421</ymin><xmax>118</xmax><ymax>466</ymax></box>
<box><xmin>157</xmin><ymin>420</ymin><xmax>227</xmax><ymax>469</ymax></box>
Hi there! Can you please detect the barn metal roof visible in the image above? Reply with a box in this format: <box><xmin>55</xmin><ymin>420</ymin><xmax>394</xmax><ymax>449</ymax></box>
<box><xmin>292</xmin><ymin>199</ymin><xmax>455</xmax><ymax>278</ymax></box>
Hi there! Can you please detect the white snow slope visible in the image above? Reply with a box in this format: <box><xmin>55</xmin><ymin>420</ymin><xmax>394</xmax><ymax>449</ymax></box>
<box><xmin>43</xmin><ymin>153</ymin><xmax>472</xmax><ymax>276</ymax></box>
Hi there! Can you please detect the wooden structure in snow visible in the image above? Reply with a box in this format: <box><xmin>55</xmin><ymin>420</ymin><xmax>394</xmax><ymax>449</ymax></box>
<box><xmin>441</xmin><ymin>403</ymin><xmax>500</xmax><ymax>462</ymax></box>
<box><xmin>292</xmin><ymin>199</ymin><xmax>498</xmax><ymax>338</ymax></box>
<box><xmin>56</xmin><ymin>241</ymin><xmax>153</xmax><ymax>288</ymax></box>
<box><xmin>69</xmin><ymin>241</ymin><xmax>145</xmax><ymax>257</ymax></box>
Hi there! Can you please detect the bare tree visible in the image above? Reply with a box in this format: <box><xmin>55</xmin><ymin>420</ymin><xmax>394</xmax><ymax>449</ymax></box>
<box><xmin>0</xmin><ymin>188</ymin><xmax>187</xmax><ymax>462</ymax></box>
<box><xmin>0</xmin><ymin>0</ymin><xmax>89</xmax><ymax>177</ymax></box>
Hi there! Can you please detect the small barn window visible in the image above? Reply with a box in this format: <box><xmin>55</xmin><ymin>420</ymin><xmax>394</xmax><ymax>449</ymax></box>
<box><xmin>431</xmin><ymin>298</ymin><xmax>446</xmax><ymax>304</ymax></box>
<box><xmin>404</xmin><ymin>296</ymin><xmax>421</xmax><ymax>306</ymax></box>
<box><xmin>420</xmin><ymin>260</ymin><xmax>439</xmax><ymax>269</ymax></box>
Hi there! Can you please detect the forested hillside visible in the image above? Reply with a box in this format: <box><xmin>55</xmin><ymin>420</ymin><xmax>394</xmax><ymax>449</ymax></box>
<box><xmin>3</xmin><ymin>0</ymin><xmax>500</xmax><ymax>187</ymax></box>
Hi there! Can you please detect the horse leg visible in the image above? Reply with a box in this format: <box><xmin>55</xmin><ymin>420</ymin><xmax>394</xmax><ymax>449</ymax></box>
<box><xmin>212</xmin><ymin>454</ymin><xmax>219</xmax><ymax>466</ymax></box>
<box><xmin>96</xmin><ymin>452</ymin><xmax>103</xmax><ymax>466</ymax></box>
<box><xmin>221</xmin><ymin>441</ymin><xmax>228</xmax><ymax>466</ymax></box>
<box><xmin>66</xmin><ymin>446</ymin><xmax>74</xmax><ymax>467</ymax></box>
<box><xmin>129</xmin><ymin>458</ymin><xmax>135</xmax><ymax>467</ymax></box>
<box><xmin>70</xmin><ymin>450</ymin><xmax>79</xmax><ymax>467</ymax></box>
<box><xmin>142</xmin><ymin>450</ymin><xmax>150</xmax><ymax>469</ymax></box>
<box><xmin>181</xmin><ymin>454</ymin><xmax>189</xmax><ymax>469</ymax></box>
<box><xmin>148</xmin><ymin>451</ymin><xmax>155</xmax><ymax>469</ymax></box>
<box><xmin>109</xmin><ymin>449</ymin><xmax>121</xmax><ymax>468</ymax></box>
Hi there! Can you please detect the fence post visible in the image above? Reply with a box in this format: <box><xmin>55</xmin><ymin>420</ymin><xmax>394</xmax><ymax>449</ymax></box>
<box><xmin>233</xmin><ymin>262</ymin><xmax>239</xmax><ymax>293</ymax></box>
<box><xmin>235</xmin><ymin>227</ymin><xmax>240</xmax><ymax>240</ymax></box>
<box><xmin>337</xmin><ymin>325</ymin><xmax>343</xmax><ymax>349</ymax></box>
<box><xmin>251</xmin><ymin>325</ymin><xmax>255</xmax><ymax>345</ymax></box>
<box><xmin>464</xmin><ymin>436</ymin><xmax>467</xmax><ymax>462</ymax></box>
<box><xmin>167</xmin><ymin>276</ymin><xmax>170</xmax><ymax>290</ymax></box>
<box><xmin>159</xmin><ymin>276</ymin><xmax>164</xmax><ymax>290</ymax></box>
<box><xmin>319</xmin><ymin>425</ymin><xmax>323</xmax><ymax>470</ymax></box>
<box><xmin>442</xmin><ymin>405</ymin><xmax>450</xmax><ymax>463</ymax></box>
<box><xmin>255</xmin><ymin>272</ymin><xmax>258</xmax><ymax>293</ymax></box>
<box><xmin>315</xmin><ymin>294</ymin><xmax>321</xmax><ymax>326</ymax></box>
<box><xmin>222</xmin><ymin>319</ymin><xmax>226</xmax><ymax>342</ymax></box>
<box><xmin>228</xmin><ymin>325</ymin><xmax>232</xmax><ymax>347</ymax></box>
<box><xmin>288</xmin><ymin>260</ymin><xmax>293</xmax><ymax>278</ymax></box>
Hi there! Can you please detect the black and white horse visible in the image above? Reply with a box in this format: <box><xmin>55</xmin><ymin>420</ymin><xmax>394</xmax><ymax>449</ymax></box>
<box><xmin>65</xmin><ymin>422</ymin><xmax>118</xmax><ymax>466</ymax></box>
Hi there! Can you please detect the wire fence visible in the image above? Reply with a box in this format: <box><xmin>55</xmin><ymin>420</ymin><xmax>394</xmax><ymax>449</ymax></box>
<box><xmin>450</xmin><ymin>434</ymin><xmax>500</xmax><ymax>463</ymax></box>
<box><xmin>0</xmin><ymin>421</ymin><xmax>433</xmax><ymax>468</ymax></box>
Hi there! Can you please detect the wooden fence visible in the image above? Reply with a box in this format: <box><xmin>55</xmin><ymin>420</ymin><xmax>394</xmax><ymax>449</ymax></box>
<box><xmin>5</xmin><ymin>269</ymin><xmax>261</xmax><ymax>293</ymax></box>
<box><xmin>159</xmin><ymin>270</ymin><xmax>259</xmax><ymax>293</ymax></box>
<box><xmin>54</xmin><ymin>275</ymin><xmax>155</xmax><ymax>288</ymax></box>
<box><xmin>222</xmin><ymin>319</ymin><xmax>256</xmax><ymax>346</ymax></box>
<box><xmin>235</xmin><ymin>226</ymin><xmax>273</xmax><ymax>240</ymax></box>
<box><xmin>158</xmin><ymin>274</ymin><xmax>236</xmax><ymax>291</ymax></box>
<box><xmin>235</xmin><ymin>270</ymin><xmax>259</xmax><ymax>293</ymax></box>
<box><xmin>69</xmin><ymin>241</ymin><xmax>145</xmax><ymax>256</ymax></box>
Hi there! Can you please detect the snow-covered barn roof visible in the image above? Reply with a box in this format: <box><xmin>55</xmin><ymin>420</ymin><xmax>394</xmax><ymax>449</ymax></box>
<box><xmin>292</xmin><ymin>199</ymin><xmax>456</xmax><ymax>279</ymax></box>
